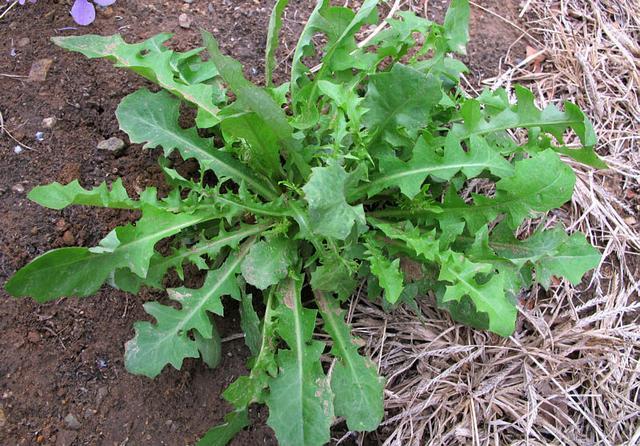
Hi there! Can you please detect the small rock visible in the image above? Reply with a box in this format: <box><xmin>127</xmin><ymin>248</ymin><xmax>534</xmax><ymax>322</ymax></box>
<box><xmin>42</xmin><ymin>117</ymin><xmax>57</xmax><ymax>128</ymax></box>
<box><xmin>624</xmin><ymin>216</ymin><xmax>637</xmax><ymax>225</ymax></box>
<box><xmin>17</xmin><ymin>37</ymin><xmax>30</xmax><ymax>47</ymax></box>
<box><xmin>183</xmin><ymin>0</ymin><xmax>194</xmax><ymax>3</ymax></box>
<box><xmin>28</xmin><ymin>58</ymin><xmax>53</xmax><ymax>82</ymax></box>
<box><xmin>36</xmin><ymin>434</ymin><xmax>45</xmax><ymax>443</ymax></box>
<box><xmin>13</xmin><ymin>145</ymin><xmax>23</xmax><ymax>154</ymax></box>
<box><xmin>96</xmin><ymin>137</ymin><xmax>126</xmax><ymax>156</ymax></box>
<box><xmin>11</xmin><ymin>184</ymin><xmax>25</xmax><ymax>194</ymax></box>
<box><xmin>35</xmin><ymin>131</ymin><xmax>45</xmax><ymax>142</ymax></box>
<box><xmin>64</xmin><ymin>413</ymin><xmax>81</xmax><ymax>430</ymax></box>
<box><xmin>178</xmin><ymin>13</ymin><xmax>192</xmax><ymax>28</ymax></box>
<box><xmin>62</xmin><ymin>230</ymin><xmax>75</xmax><ymax>246</ymax></box>
<box><xmin>27</xmin><ymin>331</ymin><xmax>41</xmax><ymax>343</ymax></box>
<box><xmin>55</xmin><ymin>219</ymin><xmax>67</xmax><ymax>232</ymax></box>
<box><xmin>101</xmin><ymin>6</ymin><xmax>114</xmax><ymax>18</ymax></box>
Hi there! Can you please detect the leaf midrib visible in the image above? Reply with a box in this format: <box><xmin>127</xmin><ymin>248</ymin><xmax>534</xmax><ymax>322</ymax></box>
<box><xmin>354</xmin><ymin>160</ymin><xmax>504</xmax><ymax>198</ymax></box>
<box><xmin>154</xmin><ymin>244</ymin><xmax>252</xmax><ymax>349</ymax></box>
<box><xmin>123</xmin><ymin>103</ymin><xmax>278</xmax><ymax>201</ymax></box>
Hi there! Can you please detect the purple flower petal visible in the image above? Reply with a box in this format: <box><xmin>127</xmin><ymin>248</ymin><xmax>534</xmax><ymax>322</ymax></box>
<box><xmin>93</xmin><ymin>0</ymin><xmax>116</xmax><ymax>6</ymax></box>
<box><xmin>70</xmin><ymin>0</ymin><xmax>95</xmax><ymax>26</ymax></box>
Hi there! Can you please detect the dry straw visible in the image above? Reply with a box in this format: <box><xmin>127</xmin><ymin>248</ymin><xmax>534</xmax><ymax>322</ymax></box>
<box><xmin>340</xmin><ymin>1</ymin><xmax>640</xmax><ymax>445</ymax></box>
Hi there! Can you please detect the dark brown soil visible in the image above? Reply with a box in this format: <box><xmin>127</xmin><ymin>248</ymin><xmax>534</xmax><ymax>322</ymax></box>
<box><xmin>0</xmin><ymin>1</ymin><xmax>525</xmax><ymax>445</ymax></box>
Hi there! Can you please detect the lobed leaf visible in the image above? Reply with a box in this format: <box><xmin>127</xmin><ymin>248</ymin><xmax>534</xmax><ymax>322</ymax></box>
<box><xmin>6</xmin><ymin>206</ymin><xmax>213</xmax><ymax>301</ymax></box>
<box><xmin>116</xmin><ymin>88</ymin><xmax>279</xmax><ymax>200</ymax></box>
<box><xmin>363</xmin><ymin>64</ymin><xmax>442</xmax><ymax>143</ymax></box>
<box><xmin>441</xmin><ymin>149</ymin><xmax>576</xmax><ymax>232</ymax></box>
<box><xmin>113</xmin><ymin>223</ymin><xmax>268</xmax><ymax>293</ymax></box>
<box><xmin>302</xmin><ymin>162</ymin><xmax>366</xmax><ymax>240</ymax></box>
<box><xmin>241</xmin><ymin>237</ymin><xmax>298</xmax><ymax>290</ymax></box>
<box><xmin>266</xmin><ymin>277</ymin><xmax>333</xmax><ymax>446</ymax></box>
<box><xmin>125</xmin><ymin>245</ymin><xmax>250</xmax><ymax>378</ymax></box>
<box><xmin>28</xmin><ymin>178</ymin><xmax>143</xmax><ymax>210</ymax></box>
<box><xmin>365</xmin><ymin>238</ymin><xmax>404</xmax><ymax>304</ymax></box>
<box><xmin>52</xmin><ymin>34</ymin><xmax>224</xmax><ymax>127</ymax></box>
<box><xmin>355</xmin><ymin>134</ymin><xmax>513</xmax><ymax>199</ymax></box>
<box><xmin>438</xmin><ymin>251</ymin><xmax>516</xmax><ymax>337</ymax></box>
<box><xmin>316</xmin><ymin>291</ymin><xmax>384</xmax><ymax>431</ymax></box>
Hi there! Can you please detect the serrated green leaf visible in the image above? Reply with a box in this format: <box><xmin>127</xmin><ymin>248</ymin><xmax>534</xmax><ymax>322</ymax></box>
<box><xmin>318</xmin><ymin>80</ymin><xmax>366</xmax><ymax>130</ymax></box>
<box><xmin>553</xmin><ymin>145</ymin><xmax>608</xmax><ymax>169</ymax></box>
<box><xmin>356</xmin><ymin>133</ymin><xmax>512</xmax><ymax>199</ymax></box>
<box><xmin>241</xmin><ymin>238</ymin><xmax>297</xmax><ymax>290</ymax></box>
<box><xmin>116</xmin><ymin>88</ymin><xmax>279</xmax><ymax>200</ymax></box>
<box><xmin>302</xmin><ymin>162</ymin><xmax>366</xmax><ymax>240</ymax></box>
<box><xmin>266</xmin><ymin>277</ymin><xmax>333</xmax><ymax>446</ymax></box>
<box><xmin>443</xmin><ymin>0</ymin><xmax>470</xmax><ymax>54</ymax></box>
<box><xmin>28</xmin><ymin>178</ymin><xmax>142</xmax><ymax>210</ymax></box>
<box><xmin>441</xmin><ymin>149</ymin><xmax>576</xmax><ymax>231</ymax></box>
<box><xmin>202</xmin><ymin>32</ymin><xmax>293</xmax><ymax>144</ymax></box>
<box><xmin>52</xmin><ymin>34</ymin><xmax>224</xmax><ymax>127</ymax></box>
<box><xmin>113</xmin><ymin>223</ymin><xmax>268</xmax><ymax>293</ymax></box>
<box><xmin>291</xmin><ymin>0</ymin><xmax>378</xmax><ymax>97</ymax></box>
<box><xmin>463</xmin><ymin>225</ymin><xmax>532</xmax><ymax>297</ymax></box>
<box><xmin>220</xmin><ymin>111</ymin><xmax>283</xmax><ymax>178</ymax></box>
<box><xmin>365</xmin><ymin>238</ymin><xmax>404</xmax><ymax>303</ymax></box>
<box><xmin>265</xmin><ymin>0</ymin><xmax>289</xmax><ymax>87</ymax></box>
<box><xmin>370</xmin><ymin>219</ymin><xmax>440</xmax><ymax>262</ymax></box>
<box><xmin>6</xmin><ymin>207</ymin><xmax>212</xmax><ymax>301</ymax></box>
<box><xmin>363</xmin><ymin>64</ymin><xmax>442</xmax><ymax>143</ymax></box>
<box><xmin>489</xmin><ymin>225</ymin><xmax>601</xmax><ymax>288</ymax></box>
<box><xmin>197</xmin><ymin>409</ymin><xmax>249</xmax><ymax>446</ymax></box>
<box><xmin>125</xmin><ymin>247</ymin><xmax>250</xmax><ymax>378</ymax></box>
<box><xmin>453</xmin><ymin>86</ymin><xmax>600</xmax><ymax>152</ymax></box>
<box><xmin>316</xmin><ymin>292</ymin><xmax>384</xmax><ymax>431</ymax></box>
<box><xmin>311</xmin><ymin>260</ymin><xmax>357</xmax><ymax>302</ymax></box>
<box><xmin>438</xmin><ymin>251</ymin><xmax>516</xmax><ymax>336</ymax></box>
<box><xmin>239</xmin><ymin>293</ymin><xmax>262</xmax><ymax>356</ymax></box>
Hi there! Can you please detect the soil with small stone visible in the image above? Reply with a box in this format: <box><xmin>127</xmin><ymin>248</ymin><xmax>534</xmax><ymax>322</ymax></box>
<box><xmin>0</xmin><ymin>1</ymin><xmax>525</xmax><ymax>445</ymax></box>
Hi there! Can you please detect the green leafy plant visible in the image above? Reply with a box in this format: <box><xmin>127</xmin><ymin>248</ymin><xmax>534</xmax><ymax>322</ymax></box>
<box><xmin>5</xmin><ymin>0</ymin><xmax>604</xmax><ymax>444</ymax></box>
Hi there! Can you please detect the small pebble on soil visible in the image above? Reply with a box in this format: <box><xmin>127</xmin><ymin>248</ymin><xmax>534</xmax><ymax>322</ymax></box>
<box><xmin>42</xmin><ymin>117</ymin><xmax>57</xmax><ymax>128</ymax></box>
<box><xmin>11</xmin><ymin>184</ymin><xmax>25</xmax><ymax>194</ymax></box>
<box><xmin>97</xmin><ymin>137</ymin><xmax>126</xmax><ymax>156</ymax></box>
<box><xmin>178</xmin><ymin>13</ymin><xmax>192</xmax><ymax>28</ymax></box>
<box><xmin>63</xmin><ymin>413</ymin><xmax>81</xmax><ymax>430</ymax></box>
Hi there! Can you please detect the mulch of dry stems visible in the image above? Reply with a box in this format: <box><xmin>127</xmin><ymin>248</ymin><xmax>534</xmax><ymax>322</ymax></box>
<box><xmin>346</xmin><ymin>1</ymin><xmax>640</xmax><ymax>445</ymax></box>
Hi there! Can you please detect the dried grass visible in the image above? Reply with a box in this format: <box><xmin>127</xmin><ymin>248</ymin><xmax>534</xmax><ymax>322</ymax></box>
<box><xmin>346</xmin><ymin>1</ymin><xmax>640</xmax><ymax>445</ymax></box>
